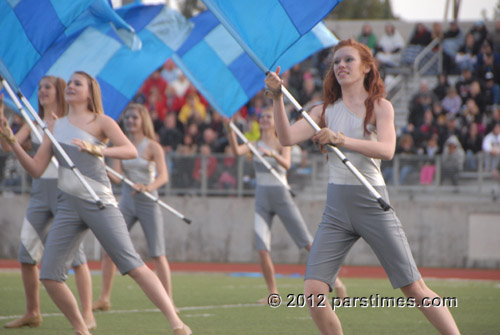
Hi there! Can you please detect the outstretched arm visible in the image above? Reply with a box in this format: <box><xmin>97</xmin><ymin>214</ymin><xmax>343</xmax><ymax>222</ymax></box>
<box><xmin>265</xmin><ymin>68</ymin><xmax>317</xmax><ymax>146</ymax></box>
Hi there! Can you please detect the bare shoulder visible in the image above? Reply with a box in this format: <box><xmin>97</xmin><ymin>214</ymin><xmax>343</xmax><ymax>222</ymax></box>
<box><xmin>96</xmin><ymin>114</ymin><xmax>117</xmax><ymax>126</ymax></box>
<box><xmin>374</xmin><ymin>98</ymin><xmax>394</xmax><ymax>114</ymax></box>
<box><xmin>308</xmin><ymin>104</ymin><xmax>323</xmax><ymax>123</ymax></box>
<box><xmin>148</xmin><ymin>138</ymin><xmax>163</xmax><ymax>153</ymax></box>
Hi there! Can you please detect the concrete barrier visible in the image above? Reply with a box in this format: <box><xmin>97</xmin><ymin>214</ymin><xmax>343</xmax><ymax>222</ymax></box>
<box><xmin>1</xmin><ymin>193</ymin><xmax>499</xmax><ymax>268</ymax></box>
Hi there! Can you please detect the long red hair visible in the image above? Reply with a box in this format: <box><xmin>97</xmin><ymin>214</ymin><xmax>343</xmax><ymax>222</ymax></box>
<box><xmin>321</xmin><ymin>39</ymin><xmax>386</xmax><ymax>135</ymax></box>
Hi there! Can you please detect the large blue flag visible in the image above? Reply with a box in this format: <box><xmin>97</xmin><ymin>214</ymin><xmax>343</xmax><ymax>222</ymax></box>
<box><xmin>1</xmin><ymin>2</ymin><xmax>192</xmax><ymax>120</ymax></box>
<box><xmin>202</xmin><ymin>0</ymin><xmax>342</xmax><ymax>72</ymax></box>
<box><xmin>172</xmin><ymin>10</ymin><xmax>337</xmax><ymax>117</ymax></box>
<box><xmin>0</xmin><ymin>0</ymin><xmax>139</xmax><ymax>89</ymax></box>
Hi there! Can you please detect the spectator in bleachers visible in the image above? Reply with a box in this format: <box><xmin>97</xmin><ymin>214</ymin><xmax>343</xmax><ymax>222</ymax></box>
<box><xmin>149</xmin><ymin>108</ymin><xmax>164</xmax><ymax>135</ymax></box>
<box><xmin>467</xmin><ymin>81</ymin><xmax>487</xmax><ymax>117</ymax></box>
<box><xmin>159</xmin><ymin>112</ymin><xmax>183</xmax><ymax>153</ymax></box>
<box><xmin>431</xmin><ymin>100</ymin><xmax>446</xmax><ymax>119</ymax></box>
<box><xmin>201</xmin><ymin>127</ymin><xmax>226</xmax><ymax>154</ymax></box>
<box><xmin>146</xmin><ymin>86</ymin><xmax>167</xmax><ymax>122</ymax></box>
<box><xmin>483</xmin><ymin>71</ymin><xmax>500</xmax><ymax>108</ymax></box>
<box><xmin>192</xmin><ymin>144</ymin><xmax>218</xmax><ymax>188</ymax></box>
<box><xmin>441</xmin><ymin>135</ymin><xmax>465</xmax><ymax>188</ymax></box>
<box><xmin>459</xmin><ymin>99</ymin><xmax>484</xmax><ymax>134</ymax></box>
<box><xmin>431</xmin><ymin>22</ymin><xmax>444</xmax><ymax>51</ymax></box>
<box><xmin>248</xmin><ymin>94</ymin><xmax>266</xmax><ymax>119</ymax></box>
<box><xmin>423</xmin><ymin>133</ymin><xmax>440</xmax><ymax>158</ymax></box>
<box><xmin>482</xmin><ymin>121</ymin><xmax>500</xmax><ymax>171</ymax></box>
<box><xmin>178</xmin><ymin>91</ymin><xmax>207</xmax><ymax>126</ymax></box>
<box><xmin>476</xmin><ymin>50</ymin><xmax>500</xmax><ymax>85</ymax></box>
<box><xmin>468</xmin><ymin>21</ymin><xmax>489</xmax><ymax>52</ymax></box>
<box><xmin>217</xmin><ymin>146</ymin><xmax>237</xmax><ymax>190</ymax></box>
<box><xmin>442</xmin><ymin>21</ymin><xmax>465</xmax><ymax>74</ymax></box>
<box><xmin>298</xmin><ymin>71</ymin><xmax>320</xmax><ymax>105</ymax></box>
<box><xmin>165</xmin><ymin>85</ymin><xmax>184</xmax><ymax>115</ymax></box>
<box><xmin>205</xmin><ymin>109</ymin><xmax>226</xmax><ymax>141</ymax></box>
<box><xmin>476</xmin><ymin>39</ymin><xmax>500</xmax><ymax>70</ymax></box>
<box><xmin>280</xmin><ymin>69</ymin><xmax>300</xmax><ymax>100</ymax></box>
<box><xmin>455</xmin><ymin>33</ymin><xmax>478</xmax><ymax>72</ymax></box>
<box><xmin>375</xmin><ymin>23</ymin><xmax>405</xmax><ymax>68</ymax></box>
<box><xmin>383</xmin><ymin>134</ymin><xmax>418</xmax><ymax>185</ymax></box>
<box><xmin>185</xmin><ymin>122</ymin><xmax>201</xmax><ymax>146</ymax></box>
<box><xmin>161</xmin><ymin>59</ymin><xmax>181</xmax><ymax>84</ymax></box>
<box><xmin>455</xmin><ymin>66</ymin><xmax>475</xmax><ymax>103</ymax></box>
<box><xmin>486</xmin><ymin>107</ymin><xmax>500</xmax><ymax>134</ymax></box>
<box><xmin>432</xmin><ymin>73</ymin><xmax>450</xmax><ymax>101</ymax></box>
<box><xmin>408</xmin><ymin>80</ymin><xmax>436</xmax><ymax>128</ymax></box>
<box><xmin>176</xmin><ymin>134</ymin><xmax>197</xmax><ymax>155</ymax></box>
<box><xmin>487</xmin><ymin>20</ymin><xmax>500</xmax><ymax>55</ymax></box>
<box><xmin>409</xmin><ymin>23</ymin><xmax>432</xmax><ymax>47</ymax></box>
<box><xmin>438</xmin><ymin>115</ymin><xmax>462</xmax><ymax>150</ymax></box>
<box><xmin>142</xmin><ymin>68</ymin><xmax>167</xmax><ymax>99</ymax></box>
<box><xmin>414</xmin><ymin>108</ymin><xmax>438</xmax><ymax>148</ymax></box>
<box><xmin>287</xmin><ymin>63</ymin><xmax>304</xmax><ymax>97</ymax></box>
<box><xmin>169</xmin><ymin>72</ymin><xmax>190</xmax><ymax>98</ymax></box>
<box><xmin>461</xmin><ymin>122</ymin><xmax>484</xmax><ymax>171</ymax></box>
<box><xmin>357</xmin><ymin>23</ymin><xmax>377</xmax><ymax>53</ymax></box>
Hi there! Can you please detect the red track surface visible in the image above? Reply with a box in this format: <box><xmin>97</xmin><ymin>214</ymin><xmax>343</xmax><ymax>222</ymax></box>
<box><xmin>1</xmin><ymin>259</ymin><xmax>499</xmax><ymax>281</ymax></box>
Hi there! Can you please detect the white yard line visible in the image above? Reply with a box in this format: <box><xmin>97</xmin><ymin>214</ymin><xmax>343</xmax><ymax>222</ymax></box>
<box><xmin>0</xmin><ymin>303</ymin><xmax>264</xmax><ymax>320</ymax></box>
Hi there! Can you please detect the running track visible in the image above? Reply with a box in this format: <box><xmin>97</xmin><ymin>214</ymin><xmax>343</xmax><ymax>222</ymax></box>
<box><xmin>1</xmin><ymin>260</ymin><xmax>499</xmax><ymax>281</ymax></box>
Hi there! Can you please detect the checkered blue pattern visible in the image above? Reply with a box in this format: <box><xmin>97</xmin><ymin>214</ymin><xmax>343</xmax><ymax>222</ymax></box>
<box><xmin>173</xmin><ymin>10</ymin><xmax>338</xmax><ymax>117</ymax></box>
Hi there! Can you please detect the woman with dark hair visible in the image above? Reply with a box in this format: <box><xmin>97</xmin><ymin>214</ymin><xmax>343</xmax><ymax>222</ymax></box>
<box><xmin>0</xmin><ymin>71</ymin><xmax>191</xmax><ymax>335</ymax></box>
<box><xmin>0</xmin><ymin>76</ymin><xmax>95</xmax><ymax>330</ymax></box>
<box><xmin>265</xmin><ymin>39</ymin><xmax>459</xmax><ymax>334</ymax></box>
<box><xmin>93</xmin><ymin>103</ymin><xmax>176</xmax><ymax>312</ymax></box>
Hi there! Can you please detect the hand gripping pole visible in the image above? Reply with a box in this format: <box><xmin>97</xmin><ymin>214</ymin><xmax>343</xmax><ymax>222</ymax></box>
<box><xmin>105</xmin><ymin>166</ymin><xmax>191</xmax><ymax>224</ymax></box>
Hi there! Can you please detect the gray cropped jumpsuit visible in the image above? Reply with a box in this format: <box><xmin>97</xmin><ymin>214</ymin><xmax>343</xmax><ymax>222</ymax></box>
<box><xmin>39</xmin><ymin>117</ymin><xmax>144</xmax><ymax>281</ymax></box>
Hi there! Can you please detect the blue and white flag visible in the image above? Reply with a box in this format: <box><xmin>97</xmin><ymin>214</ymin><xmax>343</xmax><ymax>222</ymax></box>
<box><xmin>202</xmin><ymin>0</ymin><xmax>342</xmax><ymax>72</ymax></box>
<box><xmin>0</xmin><ymin>0</ymin><xmax>139</xmax><ymax>89</ymax></box>
<box><xmin>0</xmin><ymin>2</ymin><xmax>192</xmax><ymax>120</ymax></box>
<box><xmin>172</xmin><ymin>10</ymin><xmax>337</xmax><ymax>117</ymax></box>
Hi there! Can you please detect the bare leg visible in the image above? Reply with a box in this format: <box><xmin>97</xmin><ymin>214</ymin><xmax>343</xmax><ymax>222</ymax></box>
<box><xmin>304</xmin><ymin>279</ymin><xmax>343</xmax><ymax>335</ymax></box>
<box><xmin>93</xmin><ymin>252</ymin><xmax>115</xmax><ymax>311</ymax></box>
<box><xmin>258</xmin><ymin>250</ymin><xmax>278</xmax><ymax>295</ymax></box>
<box><xmin>333</xmin><ymin>278</ymin><xmax>347</xmax><ymax>299</ymax></box>
<box><xmin>305</xmin><ymin>243</ymin><xmax>348</xmax><ymax>300</ymax></box>
<box><xmin>73</xmin><ymin>264</ymin><xmax>96</xmax><ymax>329</ymax></box>
<box><xmin>4</xmin><ymin>263</ymin><xmax>42</xmax><ymax>328</ymax></box>
<box><xmin>153</xmin><ymin>255</ymin><xmax>175</xmax><ymax>305</ymax></box>
<box><xmin>41</xmin><ymin>279</ymin><xmax>90</xmax><ymax>334</ymax></box>
<box><xmin>127</xmin><ymin>265</ymin><xmax>187</xmax><ymax>331</ymax></box>
<box><xmin>400</xmin><ymin>279</ymin><xmax>460</xmax><ymax>335</ymax></box>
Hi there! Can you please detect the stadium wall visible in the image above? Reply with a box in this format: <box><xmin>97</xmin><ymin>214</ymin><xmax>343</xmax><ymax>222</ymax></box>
<box><xmin>1</xmin><ymin>194</ymin><xmax>499</xmax><ymax>269</ymax></box>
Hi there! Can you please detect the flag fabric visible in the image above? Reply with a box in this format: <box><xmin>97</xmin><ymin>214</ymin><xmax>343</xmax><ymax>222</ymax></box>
<box><xmin>0</xmin><ymin>0</ymin><xmax>139</xmax><ymax>89</ymax></box>
<box><xmin>202</xmin><ymin>0</ymin><xmax>342</xmax><ymax>71</ymax></box>
<box><xmin>172</xmin><ymin>10</ymin><xmax>337</xmax><ymax>117</ymax></box>
<box><xmin>0</xmin><ymin>2</ymin><xmax>192</xmax><ymax>120</ymax></box>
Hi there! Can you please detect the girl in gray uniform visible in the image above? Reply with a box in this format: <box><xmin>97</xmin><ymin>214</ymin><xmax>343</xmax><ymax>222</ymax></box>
<box><xmin>227</xmin><ymin>107</ymin><xmax>346</xmax><ymax>302</ymax></box>
<box><xmin>0</xmin><ymin>76</ymin><xmax>94</xmax><ymax>330</ymax></box>
<box><xmin>0</xmin><ymin>71</ymin><xmax>191</xmax><ymax>335</ymax></box>
<box><xmin>265</xmin><ymin>39</ymin><xmax>460</xmax><ymax>335</ymax></box>
<box><xmin>93</xmin><ymin>103</ymin><xmax>176</xmax><ymax>312</ymax></box>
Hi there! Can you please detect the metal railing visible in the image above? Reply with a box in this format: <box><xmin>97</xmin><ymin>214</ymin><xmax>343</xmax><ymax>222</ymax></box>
<box><xmin>413</xmin><ymin>38</ymin><xmax>443</xmax><ymax>76</ymax></box>
<box><xmin>0</xmin><ymin>152</ymin><xmax>496</xmax><ymax>198</ymax></box>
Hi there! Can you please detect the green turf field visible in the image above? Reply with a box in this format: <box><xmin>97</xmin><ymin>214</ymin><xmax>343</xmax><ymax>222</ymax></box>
<box><xmin>0</xmin><ymin>271</ymin><xmax>499</xmax><ymax>334</ymax></box>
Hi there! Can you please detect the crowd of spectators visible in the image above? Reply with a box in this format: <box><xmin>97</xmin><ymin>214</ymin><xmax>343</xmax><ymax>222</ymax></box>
<box><xmin>3</xmin><ymin>21</ymin><xmax>500</xmax><ymax>192</ymax></box>
<box><xmin>355</xmin><ymin>20</ymin><xmax>500</xmax><ymax>186</ymax></box>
